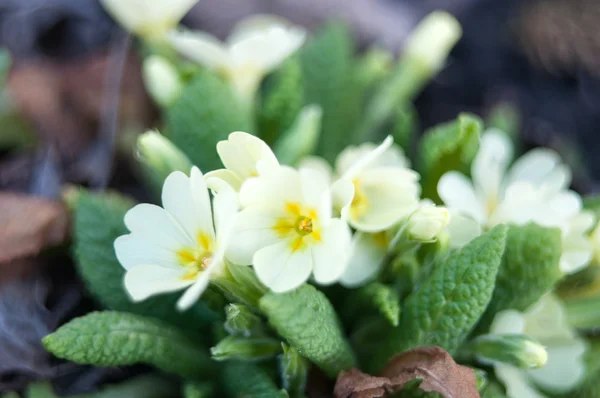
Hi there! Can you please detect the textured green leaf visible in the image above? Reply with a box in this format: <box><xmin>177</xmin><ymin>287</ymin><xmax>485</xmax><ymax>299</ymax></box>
<box><xmin>73</xmin><ymin>190</ymin><xmax>219</xmax><ymax>329</ymax></box>
<box><xmin>418</xmin><ymin>113</ymin><xmax>482</xmax><ymax>202</ymax></box>
<box><xmin>258</xmin><ymin>57</ymin><xmax>304</xmax><ymax>145</ymax></box>
<box><xmin>211</xmin><ymin>335</ymin><xmax>282</xmax><ymax>361</ymax></box>
<box><xmin>477</xmin><ymin>224</ymin><xmax>562</xmax><ymax>331</ymax></box>
<box><xmin>42</xmin><ymin>311</ymin><xmax>213</xmax><ymax>379</ymax></box>
<box><xmin>300</xmin><ymin>22</ymin><xmax>362</xmax><ymax>162</ymax></box>
<box><xmin>280</xmin><ymin>343</ymin><xmax>309</xmax><ymax>398</ymax></box>
<box><xmin>260</xmin><ymin>284</ymin><xmax>356</xmax><ymax>377</ymax></box>
<box><xmin>166</xmin><ymin>69</ymin><xmax>252</xmax><ymax>170</ymax></box>
<box><xmin>369</xmin><ymin>225</ymin><xmax>506</xmax><ymax>372</ymax></box>
<box><xmin>223</xmin><ymin>362</ymin><xmax>287</xmax><ymax>398</ymax></box>
<box><xmin>344</xmin><ymin>282</ymin><xmax>401</xmax><ymax>327</ymax></box>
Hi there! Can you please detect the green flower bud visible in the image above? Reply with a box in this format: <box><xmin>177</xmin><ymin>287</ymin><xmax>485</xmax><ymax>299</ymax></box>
<box><xmin>224</xmin><ymin>304</ymin><xmax>264</xmax><ymax>337</ymax></box>
<box><xmin>472</xmin><ymin>334</ymin><xmax>548</xmax><ymax>369</ymax></box>
<box><xmin>210</xmin><ymin>336</ymin><xmax>281</xmax><ymax>361</ymax></box>
<box><xmin>280</xmin><ymin>343</ymin><xmax>309</xmax><ymax>396</ymax></box>
<box><xmin>142</xmin><ymin>55</ymin><xmax>183</xmax><ymax>107</ymax></box>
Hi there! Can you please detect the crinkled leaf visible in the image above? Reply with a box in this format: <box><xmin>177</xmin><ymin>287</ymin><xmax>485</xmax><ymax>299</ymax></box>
<box><xmin>223</xmin><ymin>361</ymin><xmax>287</xmax><ymax>398</ymax></box>
<box><xmin>258</xmin><ymin>57</ymin><xmax>304</xmax><ymax>145</ymax></box>
<box><xmin>334</xmin><ymin>346</ymin><xmax>478</xmax><ymax>398</ymax></box>
<box><xmin>166</xmin><ymin>69</ymin><xmax>252</xmax><ymax>170</ymax></box>
<box><xmin>344</xmin><ymin>282</ymin><xmax>401</xmax><ymax>327</ymax></box>
<box><xmin>211</xmin><ymin>335</ymin><xmax>281</xmax><ymax>362</ymax></box>
<box><xmin>477</xmin><ymin>223</ymin><xmax>562</xmax><ymax>332</ymax></box>
<box><xmin>300</xmin><ymin>22</ymin><xmax>362</xmax><ymax>162</ymax></box>
<box><xmin>369</xmin><ymin>225</ymin><xmax>507</xmax><ymax>372</ymax></box>
<box><xmin>260</xmin><ymin>284</ymin><xmax>357</xmax><ymax>378</ymax></box>
<box><xmin>73</xmin><ymin>190</ymin><xmax>218</xmax><ymax>330</ymax></box>
<box><xmin>42</xmin><ymin>311</ymin><xmax>213</xmax><ymax>379</ymax></box>
<box><xmin>418</xmin><ymin>113</ymin><xmax>482</xmax><ymax>202</ymax></box>
<box><xmin>280</xmin><ymin>343</ymin><xmax>309</xmax><ymax>398</ymax></box>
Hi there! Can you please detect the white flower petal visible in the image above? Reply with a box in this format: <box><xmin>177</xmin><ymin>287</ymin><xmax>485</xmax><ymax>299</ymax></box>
<box><xmin>239</xmin><ymin>166</ymin><xmax>303</xmax><ymax>208</ymax></box>
<box><xmin>124</xmin><ymin>203</ymin><xmax>192</xmax><ymax>248</ymax></box>
<box><xmin>162</xmin><ymin>168</ymin><xmax>215</xmax><ymax>242</ymax></box>
<box><xmin>438</xmin><ymin>171</ymin><xmax>486</xmax><ymax>223</ymax></box>
<box><xmin>339</xmin><ymin>136</ymin><xmax>394</xmax><ymax>180</ymax></box>
<box><xmin>253</xmin><ymin>241</ymin><xmax>313</xmax><ymax>293</ymax></box>
<box><xmin>226</xmin><ymin>205</ymin><xmax>283</xmax><ymax>265</ymax></box>
<box><xmin>212</xmin><ymin>185</ymin><xmax>239</xmax><ymax>245</ymax></box>
<box><xmin>300</xmin><ymin>168</ymin><xmax>331</xmax><ymax>218</ymax></box>
<box><xmin>472</xmin><ymin>130</ymin><xmax>513</xmax><ymax>203</ymax></box>
<box><xmin>167</xmin><ymin>29</ymin><xmax>231</xmax><ymax>70</ymax></box>
<box><xmin>495</xmin><ymin>365</ymin><xmax>547</xmax><ymax>398</ymax></box>
<box><xmin>490</xmin><ymin>310</ymin><xmax>526</xmax><ymax>335</ymax></box>
<box><xmin>176</xmin><ymin>265</ymin><xmax>214</xmax><ymax>311</ymax></box>
<box><xmin>331</xmin><ymin>179</ymin><xmax>354</xmax><ymax>221</ymax></box>
<box><xmin>350</xmin><ymin>168</ymin><xmax>420</xmax><ymax>232</ymax></box>
<box><xmin>527</xmin><ymin>339</ymin><xmax>587</xmax><ymax>393</ymax></box>
<box><xmin>227</xmin><ymin>14</ymin><xmax>295</xmax><ymax>46</ymax></box>
<box><xmin>340</xmin><ymin>232</ymin><xmax>387</xmax><ymax>287</ymax></box>
<box><xmin>298</xmin><ymin>156</ymin><xmax>334</xmax><ymax>183</ymax></box>
<box><xmin>217</xmin><ymin>132</ymin><xmax>279</xmax><ymax>181</ymax></box>
<box><xmin>311</xmin><ymin>219</ymin><xmax>352</xmax><ymax>285</ymax></box>
<box><xmin>205</xmin><ymin>169</ymin><xmax>243</xmax><ymax>192</ymax></box>
<box><xmin>124</xmin><ymin>264</ymin><xmax>194</xmax><ymax>302</ymax></box>
<box><xmin>101</xmin><ymin>0</ymin><xmax>197</xmax><ymax>36</ymax></box>
<box><xmin>445</xmin><ymin>212</ymin><xmax>482</xmax><ymax>248</ymax></box>
<box><xmin>506</xmin><ymin>148</ymin><xmax>570</xmax><ymax>192</ymax></box>
<box><xmin>336</xmin><ymin>140</ymin><xmax>408</xmax><ymax>176</ymax></box>
<box><xmin>114</xmin><ymin>234</ymin><xmax>178</xmax><ymax>270</ymax></box>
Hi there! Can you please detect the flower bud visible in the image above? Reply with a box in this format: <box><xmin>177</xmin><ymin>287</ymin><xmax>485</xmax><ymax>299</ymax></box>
<box><xmin>224</xmin><ymin>304</ymin><xmax>263</xmax><ymax>337</ymax></box>
<box><xmin>142</xmin><ymin>56</ymin><xmax>183</xmax><ymax>107</ymax></box>
<box><xmin>403</xmin><ymin>11</ymin><xmax>462</xmax><ymax>74</ymax></box>
<box><xmin>210</xmin><ymin>335</ymin><xmax>281</xmax><ymax>361</ymax></box>
<box><xmin>137</xmin><ymin>130</ymin><xmax>192</xmax><ymax>191</ymax></box>
<box><xmin>472</xmin><ymin>334</ymin><xmax>548</xmax><ymax>369</ymax></box>
<box><xmin>407</xmin><ymin>205</ymin><xmax>450</xmax><ymax>241</ymax></box>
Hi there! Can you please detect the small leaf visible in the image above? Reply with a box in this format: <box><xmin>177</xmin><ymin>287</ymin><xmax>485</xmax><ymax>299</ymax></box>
<box><xmin>211</xmin><ymin>335</ymin><xmax>281</xmax><ymax>362</ymax></box>
<box><xmin>166</xmin><ymin>69</ymin><xmax>252</xmax><ymax>170</ymax></box>
<box><xmin>369</xmin><ymin>225</ymin><xmax>507</xmax><ymax>372</ymax></box>
<box><xmin>344</xmin><ymin>282</ymin><xmax>401</xmax><ymax>327</ymax></box>
<box><xmin>418</xmin><ymin>113</ymin><xmax>482</xmax><ymax>202</ymax></box>
<box><xmin>280</xmin><ymin>343</ymin><xmax>309</xmax><ymax>398</ymax></box>
<box><xmin>334</xmin><ymin>346</ymin><xmax>479</xmax><ymax>398</ymax></box>
<box><xmin>224</xmin><ymin>303</ymin><xmax>264</xmax><ymax>336</ymax></box>
<box><xmin>260</xmin><ymin>284</ymin><xmax>357</xmax><ymax>378</ymax></box>
<box><xmin>223</xmin><ymin>361</ymin><xmax>287</xmax><ymax>398</ymax></box>
<box><xmin>72</xmin><ymin>191</ymin><xmax>218</xmax><ymax>330</ymax></box>
<box><xmin>42</xmin><ymin>311</ymin><xmax>213</xmax><ymax>379</ymax></box>
<box><xmin>477</xmin><ymin>223</ymin><xmax>562</xmax><ymax>331</ymax></box>
<box><xmin>258</xmin><ymin>57</ymin><xmax>304</xmax><ymax>145</ymax></box>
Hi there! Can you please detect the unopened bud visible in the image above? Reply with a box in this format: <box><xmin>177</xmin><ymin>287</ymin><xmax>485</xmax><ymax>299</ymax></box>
<box><xmin>210</xmin><ymin>335</ymin><xmax>281</xmax><ymax>361</ymax></box>
<box><xmin>224</xmin><ymin>304</ymin><xmax>263</xmax><ymax>337</ymax></box>
<box><xmin>472</xmin><ymin>334</ymin><xmax>548</xmax><ymax>369</ymax></box>
<box><xmin>143</xmin><ymin>55</ymin><xmax>183</xmax><ymax>107</ymax></box>
<box><xmin>407</xmin><ymin>205</ymin><xmax>450</xmax><ymax>241</ymax></box>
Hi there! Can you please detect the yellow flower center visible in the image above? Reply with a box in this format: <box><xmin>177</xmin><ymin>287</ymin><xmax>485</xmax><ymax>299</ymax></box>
<box><xmin>350</xmin><ymin>179</ymin><xmax>369</xmax><ymax>219</ymax></box>
<box><xmin>273</xmin><ymin>202</ymin><xmax>322</xmax><ymax>252</ymax></box>
<box><xmin>177</xmin><ymin>232</ymin><xmax>214</xmax><ymax>280</ymax></box>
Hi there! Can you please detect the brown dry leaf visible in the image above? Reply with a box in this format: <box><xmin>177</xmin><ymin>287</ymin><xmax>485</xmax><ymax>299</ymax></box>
<box><xmin>0</xmin><ymin>193</ymin><xmax>69</xmax><ymax>265</ymax></box>
<box><xmin>334</xmin><ymin>346</ymin><xmax>479</xmax><ymax>398</ymax></box>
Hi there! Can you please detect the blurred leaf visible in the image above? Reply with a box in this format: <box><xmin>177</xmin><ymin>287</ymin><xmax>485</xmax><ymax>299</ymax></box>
<box><xmin>260</xmin><ymin>284</ymin><xmax>356</xmax><ymax>378</ymax></box>
<box><xmin>223</xmin><ymin>362</ymin><xmax>287</xmax><ymax>398</ymax></box>
<box><xmin>43</xmin><ymin>311</ymin><xmax>213</xmax><ymax>379</ymax></box>
<box><xmin>224</xmin><ymin>303</ymin><xmax>264</xmax><ymax>337</ymax></box>
<box><xmin>418</xmin><ymin>113</ymin><xmax>482</xmax><ymax>202</ymax></box>
<box><xmin>393</xmin><ymin>103</ymin><xmax>418</xmax><ymax>156</ymax></box>
<box><xmin>273</xmin><ymin>105</ymin><xmax>322</xmax><ymax>166</ymax></box>
<box><xmin>76</xmin><ymin>374</ymin><xmax>177</xmax><ymax>398</ymax></box>
<box><xmin>486</xmin><ymin>103</ymin><xmax>521</xmax><ymax>143</ymax></box>
<box><xmin>280</xmin><ymin>343</ymin><xmax>309</xmax><ymax>398</ymax></box>
<box><xmin>166</xmin><ymin>70</ymin><xmax>252</xmax><ymax>170</ymax></box>
<box><xmin>182</xmin><ymin>381</ymin><xmax>213</xmax><ymax>398</ymax></box>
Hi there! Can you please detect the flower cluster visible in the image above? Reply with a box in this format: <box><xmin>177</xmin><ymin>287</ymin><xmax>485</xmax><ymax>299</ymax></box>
<box><xmin>115</xmin><ymin>132</ymin><xmax>449</xmax><ymax>308</ymax></box>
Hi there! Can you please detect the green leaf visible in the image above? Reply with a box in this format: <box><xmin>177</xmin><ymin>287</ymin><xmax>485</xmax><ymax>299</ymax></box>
<box><xmin>280</xmin><ymin>343</ymin><xmax>309</xmax><ymax>398</ymax></box>
<box><xmin>477</xmin><ymin>223</ymin><xmax>562</xmax><ymax>331</ymax></box>
<box><xmin>258</xmin><ymin>57</ymin><xmax>304</xmax><ymax>145</ymax></box>
<box><xmin>211</xmin><ymin>335</ymin><xmax>282</xmax><ymax>361</ymax></box>
<box><xmin>259</xmin><ymin>284</ymin><xmax>356</xmax><ymax>377</ymax></box>
<box><xmin>393</xmin><ymin>103</ymin><xmax>418</xmax><ymax>155</ymax></box>
<box><xmin>76</xmin><ymin>375</ymin><xmax>177</xmax><ymax>398</ymax></box>
<box><xmin>273</xmin><ymin>105</ymin><xmax>322</xmax><ymax>166</ymax></box>
<box><xmin>418</xmin><ymin>113</ymin><xmax>482</xmax><ymax>202</ymax></box>
<box><xmin>166</xmin><ymin>69</ymin><xmax>252</xmax><ymax>170</ymax></box>
<box><xmin>300</xmin><ymin>22</ymin><xmax>362</xmax><ymax>162</ymax></box>
<box><xmin>567</xmin><ymin>338</ymin><xmax>600</xmax><ymax>398</ymax></box>
<box><xmin>42</xmin><ymin>311</ymin><xmax>213</xmax><ymax>379</ymax></box>
<box><xmin>182</xmin><ymin>382</ymin><xmax>213</xmax><ymax>398</ymax></box>
<box><xmin>370</xmin><ymin>225</ymin><xmax>507</xmax><ymax>372</ymax></box>
<box><xmin>224</xmin><ymin>303</ymin><xmax>265</xmax><ymax>336</ymax></box>
<box><xmin>73</xmin><ymin>190</ymin><xmax>219</xmax><ymax>329</ymax></box>
<box><xmin>564</xmin><ymin>295</ymin><xmax>600</xmax><ymax>331</ymax></box>
<box><xmin>343</xmin><ymin>282</ymin><xmax>401</xmax><ymax>327</ymax></box>
<box><xmin>485</xmin><ymin>103</ymin><xmax>520</xmax><ymax>144</ymax></box>
<box><xmin>223</xmin><ymin>362</ymin><xmax>287</xmax><ymax>398</ymax></box>
<box><xmin>213</xmin><ymin>263</ymin><xmax>268</xmax><ymax>310</ymax></box>
<box><xmin>480</xmin><ymin>382</ymin><xmax>507</xmax><ymax>398</ymax></box>
<box><xmin>583</xmin><ymin>194</ymin><xmax>600</xmax><ymax>220</ymax></box>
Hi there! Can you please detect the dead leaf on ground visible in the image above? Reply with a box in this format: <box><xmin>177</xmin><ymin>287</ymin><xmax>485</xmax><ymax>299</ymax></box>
<box><xmin>334</xmin><ymin>346</ymin><xmax>479</xmax><ymax>398</ymax></box>
<box><xmin>0</xmin><ymin>192</ymin><xmax>69</xmax><ymax>265</ymax></box>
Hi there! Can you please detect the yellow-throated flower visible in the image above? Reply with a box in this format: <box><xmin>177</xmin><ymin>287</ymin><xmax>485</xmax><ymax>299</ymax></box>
<box><xmin>114</xmin><ymin>167</ymin><xmax>237</xmax><ymax>310</ymax></box>
<box><xmin>206</xmin><ymin>132</ymin><xmax>280</xmax><ymax>192</ymax></box>
<box><xmin>167</xmin><ymin>15</ymin><xmax>306</xmax><ymax>102</ymax></box>
<box><xmin>101</xmin><ymin>0</ymin><xmax>198</xmax><ymax>38</ymax></box>
<box><xmin>225</xmin><ymin>166</ymin><xmax>351</xmax><ymax>292</ymax></box>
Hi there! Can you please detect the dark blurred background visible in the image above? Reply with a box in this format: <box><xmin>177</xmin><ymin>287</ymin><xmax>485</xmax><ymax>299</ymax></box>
<box><xmin>1</xmin><ymin>0</ymin><xmax>599</xmax><ymax>394</ymax></box>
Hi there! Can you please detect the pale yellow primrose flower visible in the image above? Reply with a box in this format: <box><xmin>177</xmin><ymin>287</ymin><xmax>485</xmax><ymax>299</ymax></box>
<box><xmin>226</xmin><ymin>166</ymin><xmax>351</xmax><ymax>293</ymax></box>
<box><xmin>205</xmin><ymin>132</ymin><xmax>280</xmax><ymax>192</ymax></box>
<box><xmin>406</xmin><ymin>202</ymin><xmax>450</xmax><ymax>242</ymax></box>
<box><xmin>439</xmin><ymin>130</ymin><xmax>593</xmax><ymax>274</ymax></box>
<box><xmin>101</xmin><ymin>0</ymin><xmax>198</xmax><ymax>38</ymax></box>
<box><xmin>490</xmin><ymin>294</ymin><xmax>587</xmax><ymax>397</ymax></box>
<box><xmin>114</xmin><ymin>167</ymin><xmax>237</xmax><ymax>311</ymax></box>
<box><xmin>167</xmin><ymin>15</ymin><xmax>306</xmax><ymax>101</ymax></box>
